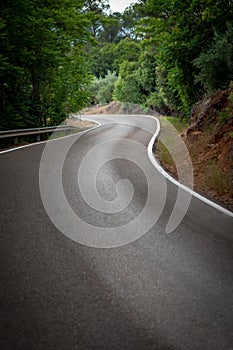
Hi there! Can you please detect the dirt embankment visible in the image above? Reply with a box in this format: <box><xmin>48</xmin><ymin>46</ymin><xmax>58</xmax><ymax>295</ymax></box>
<box><xmin>183</xmin><ymin>87</ymin><xmax>233</xmax><ymax>210</ymax></box>
<box><xmin>65</xmin><ymin>118</ymin><xmax>96</xmax><ymax>129</ymax></box>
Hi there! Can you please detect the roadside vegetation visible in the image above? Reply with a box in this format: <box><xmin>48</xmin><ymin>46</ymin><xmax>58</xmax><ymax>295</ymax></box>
<box><xmin>85</xmin><ymin>0</ymin><xmax>233</xmax><ymax>117</ymax></box>
<box><xmin>155</xmin><ymin>117</ymin><xmax>187</xmax><ymax>176</ymax></box>
<box><xmin>156</xmin><ymin>89</ymin><xmax>233</xmax><ymax>210</ymax></box>
<box><xmin>1</xmin><ymin>0</ymin><xmax>233</xmax><ymax>130</ymax></box>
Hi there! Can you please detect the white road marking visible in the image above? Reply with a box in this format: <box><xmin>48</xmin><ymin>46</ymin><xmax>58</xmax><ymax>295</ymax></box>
<box><xmin>1</xmin><ymin>114</ymin><xmax>232</xmax><ymax>217</ymax></box>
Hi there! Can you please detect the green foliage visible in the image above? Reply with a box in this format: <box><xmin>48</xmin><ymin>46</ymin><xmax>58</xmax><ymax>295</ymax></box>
<box><xmin>0</xmin><ymin>0</ymin><xmax>93</xmax><ymax>130</ymax></box>
<box><xmin>97</xmin><ymin>13</ymin><xmax>123</xmax><ymax>43</ymax></box>
<box><xmin>85</xmin><ymin>3</ymin><xmax>145</xmax><ymax>107</ymax></box>
<box><xmin>89</xmin><ymin>71</ymin><xmax>118</xmax><ymax>104</ymax></box>
<box><xmin>135</xmin><ymin>50</ymin><xmax>157</xmax><ymax>93</ymax></box>
<box><xmin>111</xmin><ymin>43</ymin><xmax>157</xmax><ymax>105</ymax></box>
<box><xmin>164</xmin><ymin>117</ymin><xmax>188</xmax><ymax>133</ymax></box>
<box><xmin>113</xmin><ymin>39</ymin><xmax>142</xmax><ymax>70</ymax></box>
<box><xmin>97</xmin><ymin>7</ymin><xmax>137</xmax><ymax>43</ymax></box>
<box><xmin>218</xmin><ymin>92</ymin><xmax>233</xmax><ymax>123</ymax></box>
<box><xmin>136</xmin><ymin>0</ymin><xmax>233</xmax><ymax>115</ymax></box>
<box><xmin>83</xmin><ymin>0</ymin><xmax>110</xmax><ymax>38</ymax></box>
<box><xmin>89</xmin><ymin>38</ymin><xmax>141</xmax><ymax>78</ymax></box>
<box><xmin>156</xmin><ymin>141</ymin><xmax>175</xmax><ymax>168</ymax></box>
<box><xmin>146</xmin><ymin>92</ymin><xmax>166</xmax><ymax>111</ymax></box>
<box><xmin>88</xmin><ymin>42</ymin><xmax>117</xmax><ymax>78</ymax></box>
<box><xmin>113</xmin><ymin>61</ymin><xmax>143</xmax><ymax>104</ymax></box>
<box><xmin>194</xmin><ymin>25</ymin><xmax>233</xmax><ymax>92</ymax></box>
<box><xmin>2</xmin><ymin>0</ymin><xmax>233</xmax><ymax>129</ymax></box>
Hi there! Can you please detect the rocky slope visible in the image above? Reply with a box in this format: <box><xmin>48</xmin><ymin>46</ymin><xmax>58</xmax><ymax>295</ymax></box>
<box><xmin>182</xmin><ymin>87</ymin><xmax>233</xmax><ymax>210</ymax></box>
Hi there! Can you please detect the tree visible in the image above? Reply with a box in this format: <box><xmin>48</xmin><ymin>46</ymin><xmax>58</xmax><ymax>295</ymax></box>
<box><xmin>97</xmin><ymin>12</ymin><xmax>125</xmax><ymax>43</ymax></box>
<box><xmin>88</xmin><ymin>42</ymin><xmax>117</xmax><ymax>78</ymax></box>
<box><xmin>194</xmin><ymin>25</ymin><xmax>233</xmax><ymax>92</ymax></box>
<box><xmin>89</xmin><ymin>70</ymin><xmax>117</xmax><ymax>104</ymax></box>
<box><xmin>88</xmin><ymin>38</ymin><xmax>141</xmax><ymax>78</ymax></box>
<box><xmin>0</xmin><ymin>0</ymin><xmax>93</xmax><ymax>130</ymax></box>
<box><xmin>83</xmin><ymin>0</ymin><xmax>110</xmax><ymax>38</ymax></box>
<box><xmin>113</xmin><ymin>61</ymin><xmax>143</xmax><ymax>104</ymax></box>
<box><xmin>136</xmin><ymin>0</ymin><xmax>233</xmax><ymax>115</ymax></box>
<box><xmin>113</xmin><ymin>38</ymin><xmax>142</xmax><ymax>71</ymax></box>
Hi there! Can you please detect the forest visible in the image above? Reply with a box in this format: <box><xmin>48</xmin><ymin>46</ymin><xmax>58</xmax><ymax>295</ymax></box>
<box><xmin>1</xmin><ymin>0</ymin><xmax>233</xmax><ymax>130</ymax></box>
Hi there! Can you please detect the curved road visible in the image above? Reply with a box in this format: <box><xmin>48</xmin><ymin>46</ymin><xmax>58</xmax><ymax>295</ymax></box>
<box><xmin>0</xmin><ymin>115</ymin><xmax>233</xmax><ymax>349</ymax></box>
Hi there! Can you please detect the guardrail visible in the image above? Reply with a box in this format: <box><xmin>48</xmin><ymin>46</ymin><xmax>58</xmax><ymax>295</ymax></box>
<box><xmin>0</xmin><ymin>125</ymin><xmax>79</xmax><ymax>145</ymax></box>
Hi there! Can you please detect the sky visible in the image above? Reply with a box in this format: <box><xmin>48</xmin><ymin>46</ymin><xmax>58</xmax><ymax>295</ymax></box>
<box><xmin>108</xmin><ymin>0</ymin><xmax>135</xmax><ymax>13</ymax></box>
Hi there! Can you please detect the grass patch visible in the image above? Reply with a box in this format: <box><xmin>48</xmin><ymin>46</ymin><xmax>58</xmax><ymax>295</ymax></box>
<box><xmin>218</xmin><ymin>91</ymin><xmax>233</xmax><ymax>122</ymax></box>
<box><xmin>205</xmin><ymin>160</ymin><xmax>233</xmax><ymax>196</ymax></box>
<box><xmin>155</xmin><ymin>116</ymin><xmax>187</xmax><ymax>176</ymax></box>
<box><xmin>156</xmin><ymin>140</ymin><xmax>176</xmax><ymax>170</ymax></box>
<box><xmin>162</xmin><ymin>116</ymin><xmax>188</xmax><ymax>133</ymax></box>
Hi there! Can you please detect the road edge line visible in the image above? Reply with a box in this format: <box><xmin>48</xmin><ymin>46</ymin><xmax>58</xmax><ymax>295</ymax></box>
<box><xmin>1</xmin><ymin>113</ymin><xmax>232</xmax><ymax>217</ymax></box>
<box><xmin>147</xmin><ymin>116</ymin><xmax>233</xmax><ymax>217</ymax></box>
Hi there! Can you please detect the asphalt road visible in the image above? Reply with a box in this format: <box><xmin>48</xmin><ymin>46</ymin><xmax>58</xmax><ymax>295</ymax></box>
<box><xmin>0</xmin><ymin>115</ymin><xmax>233</xmax><ymax>350</ymax></box>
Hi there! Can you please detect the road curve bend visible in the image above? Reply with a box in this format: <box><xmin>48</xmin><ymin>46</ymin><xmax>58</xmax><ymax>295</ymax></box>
<box><xmin>0</xmin><ymin>114</ymin><xmax>233</xmax><ymax>350</ymax></box>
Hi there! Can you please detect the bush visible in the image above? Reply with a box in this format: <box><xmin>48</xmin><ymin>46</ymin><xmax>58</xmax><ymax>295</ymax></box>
<box><xmin>194</xmin><ymin>25</ymin><xmax>233</xmax><ymax>92</ymax></box>
<box><xmin>89</xmin><ymin>71</ymin><xmax>118</xmax><ymax>104</ymax></box>
<box><xmin>113</xmin><ymin>61</ymin><xmax>144</xmax><ymax>104</ymax></box>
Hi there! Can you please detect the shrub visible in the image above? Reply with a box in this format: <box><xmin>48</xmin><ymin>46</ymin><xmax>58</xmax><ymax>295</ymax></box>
<box><xmin>194</xmin><ymin>25</ymin><xmax>233</xmax><ymax>92</ymax></box>
<box><xmin>89</xmin><ymin>71</ymin><xmax>118</xmax><ymax>104</ymax></box>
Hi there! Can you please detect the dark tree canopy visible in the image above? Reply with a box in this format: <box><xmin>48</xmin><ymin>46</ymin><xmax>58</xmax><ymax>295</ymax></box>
<box><xmin>0</xmin><ymin>0</ymin><xmax>97</xmax><ymax>129</ymax></box>
<box><xmin>1</xmin><ymin>0</ymin><xmax>233</xmax><ymax>130</ymax></box>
